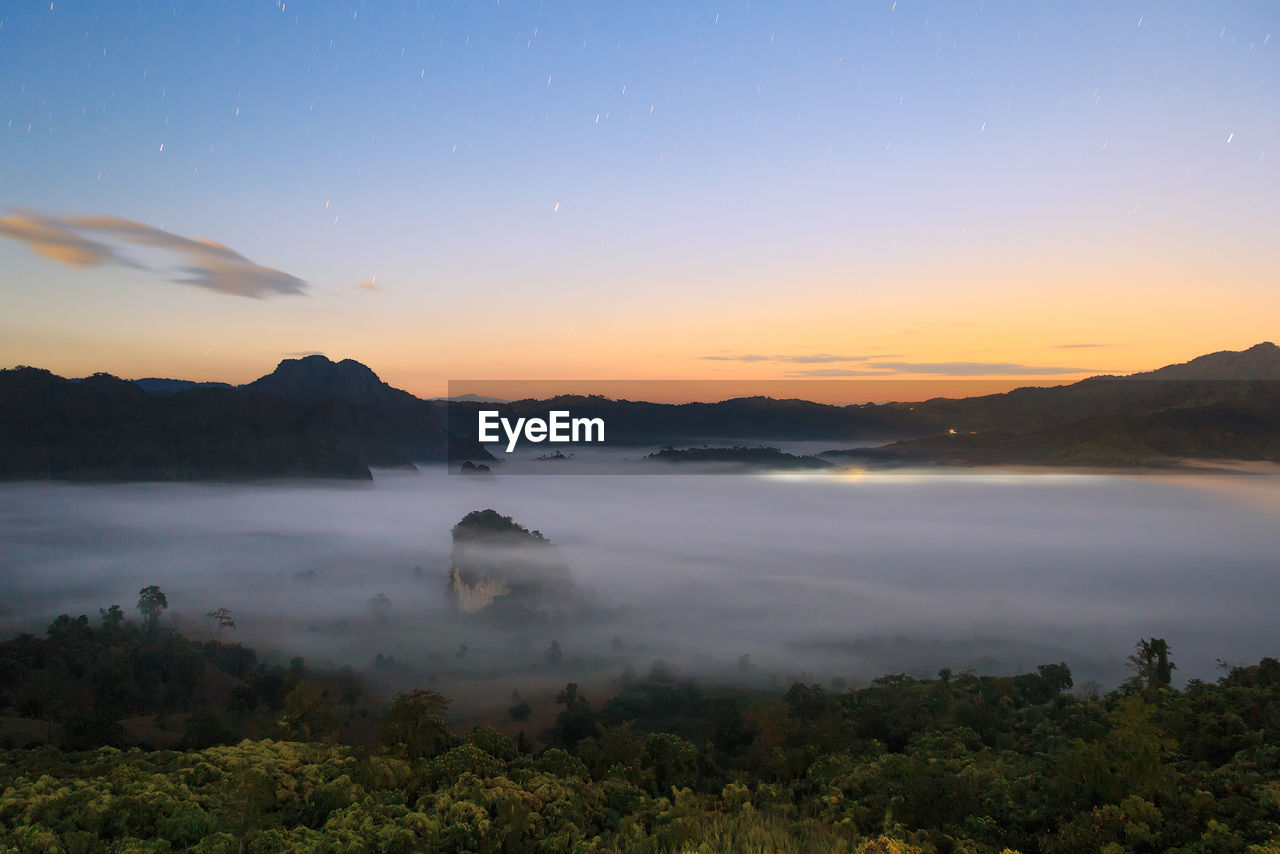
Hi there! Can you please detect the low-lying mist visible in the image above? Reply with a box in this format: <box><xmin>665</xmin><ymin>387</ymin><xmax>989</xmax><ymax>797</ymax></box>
<box><xmin>3</xmin><ymin>457</ymin><xmax>1278</xmax><ymax>720</ymax></box>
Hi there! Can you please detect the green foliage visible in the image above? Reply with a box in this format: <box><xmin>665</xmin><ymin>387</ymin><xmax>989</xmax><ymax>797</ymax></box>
<box><xmin>379</xmin><ymin>689</ymin><xmax>453</xmax><ymax>761</ymax></box>
<box><xmin>277</xmin><ymin>681</ymin><xmax>341</xmax><ymax>743</ymax></box>
<box><xmin>0</xmin><ymin>604</ymin><xmax>341</xmax><ymax>754</ymax></box>
<box><xmin>1128</xmin><ymin>637</ymin><xmax>1177</xmax><ymax>697</ymax></box>
<box><xmin>545</xmin><ymin>682</ymin><xmax>598</xmax><ymax>750</ymax></box>
<box><xmin>6</xmin><ymin>636</ymin><xmax>1280</xmax><ymax>852</ymax></box>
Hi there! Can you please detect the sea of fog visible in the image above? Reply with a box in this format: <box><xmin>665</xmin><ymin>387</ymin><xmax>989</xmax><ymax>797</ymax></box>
<box><xmin>3</xmin><ymin>458</ymin><xmax>1279</xmax><ymax>716</ymax></box>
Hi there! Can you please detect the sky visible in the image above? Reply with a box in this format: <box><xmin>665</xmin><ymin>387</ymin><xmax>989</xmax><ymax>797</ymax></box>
<box><xmin>1</xmin><ymin>1</ymin><xmax>1276</xmax><ymax>399</ymax></box>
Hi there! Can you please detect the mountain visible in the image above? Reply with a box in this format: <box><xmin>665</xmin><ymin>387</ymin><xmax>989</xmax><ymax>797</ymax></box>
<box><xmin>433</xmin><ymin>393</ymin><xmax>510</xmax><ymax>403</ymax></box>
<box><xmin>242</xmin><ymin>355</ymin><xmax>493</xmax><ymax>468</ymax></box>
<box><xmin>442</xmin><ymin>343</ymin><xmax>1280</xmax><ymax>467</ymax></box>
<box><xmin>244</xmin><ymin>355</ymin><xmax>411</xmax><ymax>406</ymax></box>
<box><xmin>3</xmin><ymin>344</ymin><xmax>1276</xmax><ymax>480</ymax></box>
<box><xmin>0</xmin><ymin>367</ymin><xmax>371</xmax><ymax>480</ymax></box>
<box><xmin>129</xmin><ymin>378</ymin><xmax>234</xmax><ymax>394</ymax></box>
<box><xmin>826</xmin><ymin>344</ymin><xmax>1280</xmax><ymax>467</ymax></box>
<box><xmin>1125</xmin><ymin>341</ymin><xmax>1280</xmax><ymax>381</ymax></box>
<box><xmin>0</xmin><ymin>357</ymin><xmax>492</xmax><ymax>482</ymax></box>
<box><xmin>445</xmin><ymin>393</ymin><xmax>930</xmax><ymax>445</ymax></box>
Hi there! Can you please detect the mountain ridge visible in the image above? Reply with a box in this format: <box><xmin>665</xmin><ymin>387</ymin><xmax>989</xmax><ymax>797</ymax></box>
<box><xmin>3</xmin><ymin>343</ymin><xmax>1277</xmax><ymax>479</ymax></box>
<box><xmin>1122</xmin><ymin>341</ymin><xmax>1280</xmax><ymax>381</ymax></box>
<box><xmin>0</xmin><ymin>356</ymin><xmax>493</xmax><ymax>481</ymax></box>
<box><xmin>243</xmin><ymin>354</ymin><xmax>417</xmax><ymax>407</ymax></box>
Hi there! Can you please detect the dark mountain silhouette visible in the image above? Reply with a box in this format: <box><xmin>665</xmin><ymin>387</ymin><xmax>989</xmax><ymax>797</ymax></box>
<box><xmin>128</xmin><ymin>378</ymin><xmax>235</xmax><ymax>394</ymax></box>
<box><xmin>244</xmin><ymin>355</ymin><xmax>411</xmax><ymax>406</ymax></box>
<box><xmin>241</xmin><ymin>355</ymin><xmax>492</xmax><ymax>468</ymax></box>
<box><xmin>0</xmin><ymin>357</ymin><xmax>491</xmax><ymax>481</ymax></box>
<box><xmin>828</xmin><ymin>344</ymin><xmax>1280</xmax><ymax>467</ymax></box>
<box><xmin>434</xmin><ymin>392</ymin><xmax>510</xmax><ymax>403</ymax></box>
<box><xmin>444</xmin><ymin>344</ymin><xmax>1280</xmax><ymax>466</ymax></box>
<box><xmin>0</xmin><ymin>367</ymin><xmax>371</xmax><ymax>480</ymax></box>
<box><xmin>3</xmin><ymin>344</ymin><xmax>1276</xmax><ymax>479</ymax></box>
<box><xmin>446</xmin><ymin>393</ymin><xmax>930</xmax><ymax>444</ymax></box>
<box><xmin>1124</xmin><ymin>341</ymin><xmax>1280</xmax><ymax>381</ymax></box>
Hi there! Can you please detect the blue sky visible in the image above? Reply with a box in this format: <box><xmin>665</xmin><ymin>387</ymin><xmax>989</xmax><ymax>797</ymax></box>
<box><xmin>1</xmin><ymin>1</ymin><xmax>1276</xmax><ymax>393</ymax></box>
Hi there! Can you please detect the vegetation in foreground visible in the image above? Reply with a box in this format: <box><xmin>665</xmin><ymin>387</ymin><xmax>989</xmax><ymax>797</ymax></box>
<box><xmin>2</xmin><ymin>593</ymin><xmax>1280</xmax><ymax>852</ymax></box>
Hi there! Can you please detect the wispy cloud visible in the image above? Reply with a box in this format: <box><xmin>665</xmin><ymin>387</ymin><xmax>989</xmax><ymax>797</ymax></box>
<box><xmin>788</xmin><ymin>361</ymin><xmax>1094</xmax><ymax>377</ymax></box>
<box><xmin>701</xmin><ymin>353</ymin><xmax>897</xmax><ymax>364</ymax></box>
<box><xmin>0</xmin><ymin>211</ymin><xmax>306</xmax><ymax>298</ymax></box>
<box><xmin>1053</xmin><ymin>343</ymin><xmax>1108</xmax><ymax>349</ymax></box>
<box><xmin>784</xmin><ymin>368</ymin><xmax>897</xmax><ymax>377</ymax></box>
<box><xmin>701</xmin><ymin>350</ymin><xmax>1093</xmax><ymax>376</ymax></box>
<box><xmin>0</xmin><ymin>213</ymin><xmax>138</xmax><ymax>268</ymax></box>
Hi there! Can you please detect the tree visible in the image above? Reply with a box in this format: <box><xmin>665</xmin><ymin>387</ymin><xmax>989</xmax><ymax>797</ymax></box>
<box><xmin>137</xmin><ymin>585</ymin><xmax>168</xmax><ymax>632</ymax></box>
<box><xmin>550</xmin><ymin>682</ymin><xmax>597</xmax><ymax>749</ymax></box>
<box><xmin>1037</xmin><ymin>662</ymin><xmax>1074</xmax><ymax>694</ymax></box>
<box><xmin>206</xmin><ymin>607</ymin><xmax>235</xmax><ymax>632</ymax></box>
<box><xmin>1127</xmin><ymin>638</ymin><xmax>1175</xmax><ymax>696</ymax></box>
<box><xmin>99</xmin><ymin>604</ymin><xmax>126</xmax><ymax>630</ymax></box>
<box><xmin>277</xmin><ymin>681</ymin><xmax>340</xmax><ymax>742</ymax></box>
<box><xmin>379</xmin><ymin>689</ymin><xmax>453</xmax><ymax>760</ymax></box>
<box><xmin>339</xmin><ymin>685</ymin><xmax>362</xmax><ymax>723</ymax></box>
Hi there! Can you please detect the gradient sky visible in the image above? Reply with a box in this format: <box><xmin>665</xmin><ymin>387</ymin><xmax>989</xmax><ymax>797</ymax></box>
<box><xmin>1</xmin><ymin>1</ymin><xmax>1276</xmax><ymax>398</ymax></box>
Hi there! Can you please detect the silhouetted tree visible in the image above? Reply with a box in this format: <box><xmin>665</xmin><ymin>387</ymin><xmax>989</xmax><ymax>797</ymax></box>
<box><xmin>99</xmin><ymin>604</ymin><xmax>126</xmax><ymax>631</ymax></box>
<box><xmin>550</xmin><ymin>682</ymin><xmax>597</xmax><ymax>749</ymax></box>
<box><xmin>136</xmin><ymin>586</ymin><xmax>168</xmax><ymax>633</ymax></box>
<box><xmin>205</xmin><ymin>607</ymin><xmax>235</xmax><ymax>632</ymax></box>
<box><xmin>1037</xmin><ymin>662</ymin><xmax>1074</xmax><ymax>694</ymax></box>
<box><xmin>1127</xmin><ymin>637</ymin><xmax>1175</xmax><ymax>696</ymax></box>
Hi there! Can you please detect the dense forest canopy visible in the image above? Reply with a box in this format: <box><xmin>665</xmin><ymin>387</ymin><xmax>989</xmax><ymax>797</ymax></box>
<box><xmin>2</xmin><ymin>586</ymin><xmax>1279</xmax><ymax>852</ymax></box>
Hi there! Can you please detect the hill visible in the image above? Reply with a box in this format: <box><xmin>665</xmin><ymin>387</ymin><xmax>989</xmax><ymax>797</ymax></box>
<box><xmin>829</xmin><ymin>344</ymin><xmax>1280</xmax><ymax>467</ymax></box>
<box><xmin>1126</xmin><ymin>341</ymin><xmax>1280</xmax><ymax>380</ymax></box>
<box><xmin>443</xmin><ymin>344</ymin><xmax>1280</xmax><ymax>465</ymax></box>
<box><xmin>4</xmin><ymin>344</ymin><xmax>1277</xmax><ymax>479</ymax></box>
<box><xmin>0</xmin><ymin>357</ymin><xmax>492</xmax><ymax>481</ymax></box>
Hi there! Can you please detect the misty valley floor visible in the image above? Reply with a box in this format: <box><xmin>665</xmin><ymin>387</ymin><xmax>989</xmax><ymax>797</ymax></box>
<box><xmin>2</xmin><ymin>462</ymin><xmax>1278</xmax><ymax>718</ymax></box>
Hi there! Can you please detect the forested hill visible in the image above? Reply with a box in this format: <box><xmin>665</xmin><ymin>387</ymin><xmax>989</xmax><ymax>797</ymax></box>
<box><xmin>2</xmin><ymin>605</ymin><xmax>1279</xmax><ymax>852</ymax></box>
<box><xmin>448</xmin><ymin>343</ymin><xmax>1280</xmax><ymax>465</ymax></box>
<box><xmin>3</xmin><ymin>344</ymin><xmax>1278</xmax><ymax>479</ymax></box>
<box><xmin>0</xmin><ymin>355</ymin><xmax>492</xmax><ymax>481</ymax></box>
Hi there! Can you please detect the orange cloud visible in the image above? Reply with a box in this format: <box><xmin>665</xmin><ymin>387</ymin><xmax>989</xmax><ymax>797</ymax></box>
<box><xmin>0</xmin><ymin>211</ymin><xmax>306</xmax><ymax>298</ymax></box>
<box><xmin>0</xmin><ymin>214</ymin><xmax>133</xmax><ymax>268</ymax></box>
